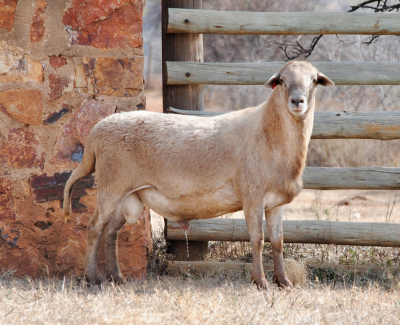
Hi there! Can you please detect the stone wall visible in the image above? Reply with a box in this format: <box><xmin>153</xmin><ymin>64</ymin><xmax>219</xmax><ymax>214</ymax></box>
<box><xmin>0</xmin><ymin>0</ymin><xmax>151</xmax><ymax>279</ymax></box>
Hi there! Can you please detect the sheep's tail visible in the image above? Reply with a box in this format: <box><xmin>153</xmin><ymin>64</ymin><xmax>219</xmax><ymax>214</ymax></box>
<box><xmin>63</xmin><ymin>142</ymin><xmax>96</xmax><ymax>224</ymax></box>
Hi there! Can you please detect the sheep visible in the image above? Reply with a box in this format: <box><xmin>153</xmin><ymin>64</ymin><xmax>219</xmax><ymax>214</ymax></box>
<box><xmin>63</xmin><ymin>61</ymin><xmax>334</xmax><ymax>289</ymax></box>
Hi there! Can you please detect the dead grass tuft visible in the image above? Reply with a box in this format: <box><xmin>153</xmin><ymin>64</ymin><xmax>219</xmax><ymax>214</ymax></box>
<box><xmin>284</xmin><ymin>259</ymin><xmax>307</xmax><ymax>287</ymax></box>
<box><xmin>0</xmin><ymin>267</ymin><xmax>16</xmax><ymax>280</ymax></box>
<box><xmin>146</xmin><ymin>234</ymin><xmax>172</xmax><ymax>277</ymax></box>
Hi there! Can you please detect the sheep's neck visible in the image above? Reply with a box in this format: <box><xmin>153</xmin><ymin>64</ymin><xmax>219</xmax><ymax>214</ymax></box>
<box><xmin>262</xmin><ymin>90</ymin><xmax>315</xmax><ymax>182</ymax></box>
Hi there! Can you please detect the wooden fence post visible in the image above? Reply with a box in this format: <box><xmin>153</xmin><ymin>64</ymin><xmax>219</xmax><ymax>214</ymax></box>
<box><xmin>162</xmin><ymin>0</ymin><xmax>208</xmax><ymax>261</ymax></box>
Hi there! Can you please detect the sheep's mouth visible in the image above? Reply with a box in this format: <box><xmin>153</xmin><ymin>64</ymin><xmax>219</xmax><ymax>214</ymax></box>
<box><xmin>290</xmin><ymin>107</ymin><xmax>308</xmax><ymax>116</ymax></box>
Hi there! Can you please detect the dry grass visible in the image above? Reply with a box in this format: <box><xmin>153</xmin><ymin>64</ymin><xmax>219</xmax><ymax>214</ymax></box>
<box><xmin>2</xmin><ymin>201</ymin><xmax>400</xmax><ymax>324</ymax></box>
<box><xmin>1</xmin><ymin>273</ymin><xmax>400</xmax><ymax>324</ymax></box>
<box><xmin>2</xmin><ymin>231</ymin><xmax>400</xmax><ymax>324</ymax></box>
<box><xmin>285</xmin><ymin>259</ymin><xmax>307</xmax><ymax>287</ymax></box>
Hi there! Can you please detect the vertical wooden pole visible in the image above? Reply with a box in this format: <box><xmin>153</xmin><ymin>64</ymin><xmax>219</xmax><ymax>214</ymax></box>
<box><xmin>162</xmin><ymin>0</ymin><xmax>204</xmax><ymax>112</ymax></box>
<box><xmin>162</xmin><ymin>0</ymin><xmax>208</xmax><ymax>261</ymax></box>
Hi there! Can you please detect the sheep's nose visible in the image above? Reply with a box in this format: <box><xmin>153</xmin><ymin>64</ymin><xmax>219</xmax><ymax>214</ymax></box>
<box><xmin>291</xmin><ymin>98</ymin><xmax>304</xmax><ymax>107</ymax></box>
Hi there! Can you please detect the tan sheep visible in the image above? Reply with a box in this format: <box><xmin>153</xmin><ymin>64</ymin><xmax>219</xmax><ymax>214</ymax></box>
<box><xmin>63</xmin><ymin>61</ymin><xmax>334</xmax><ymax>288</ymax></box>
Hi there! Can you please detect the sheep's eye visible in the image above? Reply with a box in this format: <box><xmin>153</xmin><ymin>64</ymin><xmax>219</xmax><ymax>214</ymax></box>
<box><xmin>312</xmin><ymin>79</ymin><xmax>317</xmax><ymax>83</ymax></box>
<box><xmin>279</xmin><ymin>79</ymin><xmax>284</xmax><ymax>84</ymax></box>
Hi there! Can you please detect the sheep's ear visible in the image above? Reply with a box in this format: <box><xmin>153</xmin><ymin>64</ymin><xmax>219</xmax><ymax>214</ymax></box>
<box><xmin>317</xmin><ymin>72</ymin><xmax>335</xmax><ymax>87</ymax></box>
<box><xmin>264</xmin><ymin>73</ymin><xmax>281</xmax><ymax>89</ymax></box>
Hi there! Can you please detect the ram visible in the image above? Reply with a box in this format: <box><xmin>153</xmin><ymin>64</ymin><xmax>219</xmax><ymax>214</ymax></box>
<box><xmin>63</xmin><ymin>61</ymin><xmax>334</xmax><ymax>289</ymax></box>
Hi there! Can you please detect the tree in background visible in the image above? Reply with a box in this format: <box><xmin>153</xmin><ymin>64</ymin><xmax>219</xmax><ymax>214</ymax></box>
<box><xmin>277</xmin><ymin>0</ymin><xmax>400</xmax><ymax>61</ymax></box>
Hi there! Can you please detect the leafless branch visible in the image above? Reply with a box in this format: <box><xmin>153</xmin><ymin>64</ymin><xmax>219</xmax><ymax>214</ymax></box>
<box><xmin>362</xmin><ymin>35</ymin><xmax>380</xmax><ymax>45</ymax></box>
<box><xmin>335</xmin><ymin>35</ymin><xmax>357</xmax><ymax>44</ymax></box>
<box><xmin>276</xmin><ymin>35</ymin><xmax>323</xmax><ymax>61</ymax></box>
<box><xmin>349</xmin><ymin>0</ymin><xmax>400</xmax><ymax>12</ymax></box>
<box><xmin>277</xmin><ymin>0</ymin><xmax>400</xmax><ymax>61</ymax></box>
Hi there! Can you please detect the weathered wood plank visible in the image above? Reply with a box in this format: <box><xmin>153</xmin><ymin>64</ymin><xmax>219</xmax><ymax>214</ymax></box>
<box><xmin>167</xmin><ymin>219</ymin><xmax>400</xmax><ymax>247</ymax></box>
<box><xmin>168</xmin><ymin>261</ymin><xmax>389</xmax><ymax>276</ymax></box>
<box><xmin>168</xmin><ymin>9</ymin><xmax>400</xmax><ymax>35</ymax></box>
<box><xmin>313</xmin><ymin>112</ymin><xmax>400</xmax><ymax>140</ymax></box>
<box><xmin>168</xmin><ymin>107</ymin><xmax>224</xmax><ymax>116</ymax></box>
<box><xmin>162</xmin><ymin>2</ymin><xmax>204</xmax><ymax>113</ymax></box>
<box><xmin>167</xmin><ymin>239</ymin><xmax>208</xmax><ymax>262</ymax></box>
<box><xmin>168</xmin><ymin>108</ymin><xmax>400</xmax><ymax>140</ymax></box>
<box><xmin>166</xmin><ymin>61</ymin><xmax>400</xmax><ymax>86</ymax></box>
<box><xmin>303</xmin><ymin>167</ymin><xmax>400</xmax><ymax>190</ymax></box>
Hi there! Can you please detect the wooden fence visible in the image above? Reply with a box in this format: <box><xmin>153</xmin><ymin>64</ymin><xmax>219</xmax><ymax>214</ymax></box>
<box><xmin>162</xmin><ymin>0</ymin><xmax>400</xmax><ymax>263</ymax></box>
<box><xmin>166</xmin><ymin>61</ymin><xmax>400</xmax><ymax>85</ymax></box>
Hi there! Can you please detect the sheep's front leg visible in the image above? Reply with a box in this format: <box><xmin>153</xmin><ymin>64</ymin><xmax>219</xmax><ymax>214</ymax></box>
<box><xmin>244</xmin><ymin>204</ymin><xmax>268</xmax><ymax>289</ymax></box>
<box><xmin>265</xmin><ymin>206</ymin><xmax>293</xmax><ymax>288</ymax></box>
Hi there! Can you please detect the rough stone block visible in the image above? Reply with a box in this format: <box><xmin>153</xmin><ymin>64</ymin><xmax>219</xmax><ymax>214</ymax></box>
<box><xmin>53</xmin><ymin>98</ymin><xmax>116</xmax><ymax>163</ymax></box>
<box><xmin>49</xmin><ymin>74</ymin><xmax>69</xmax><ymax>100</ymax></box>
<box><xmin>0</xmin><ymin>40</ymin><xmax>22</xmax><ymax>74</ymax></box>
<box><xmin>0</xmin><ymin>128</ymin><xmax>45</xmax><ymax>169</ymax></box>
<box><xmin>0</xmin><ymin>89</ymin><xmax>43</xmax><ymax>124</ymax></box>
<box><xmin>25</xmin><ymin>56</ymin><xmax>44</xmax><ymax>83</ymax></box>
<box><xmin>115</xmin><ymin>206</ymin><xmax>152</xmax><ymax>278</ymax></box>
<box><xmin>63</xmin><ymin>1</ymin><xmax>142</xmax><ymax>49</ymax></box>
<box><xmin>0</xmin><ymin>224</ymin><xmax>20</xmax><ymax>248</ymax></box>
<box><xmin>74</xmin><ymin>65</ymin><xmax>87</xmax><ymax>88</ymax></box>
<box><xmin>30</xmin><ymin>171</ymin><xmax>95</xmax><ymax>213</ymax></box>
<box><xmin>44</xmin><ymin>105</ymin><xmax>70</xmax><ymax>124</ymax></box>
<box><xmin>0</xmin><ymin>177</ymin><xmax>15</xmax><ymax>222</ymax></box>
<box><xmin>75</xmin><ymin>57</ymin><xmax>143</xmax><ymax>97</ymax></box>
<box><xmin>49</xmin><ymin>56</ymin><xmax>67</xmax><ymax>68</ymax></box>
<box><xmin>0</xmin><ymin>220</ymin><xmax>41</xmax><ymax>276</ymax></box>
<box><xmin>0</xmin><ymin>42</ymin><xmax>44</xmax><ymax>83</ymax></box>
<box><xmin>0</xmin><ymin>170</ymin><xmax>150</xmax><ymax>279</ymax></box>
<box><xmin>30</xmin><ymin>0</ymin><xmax>47</xmax><ymax>43</ymax></box>
<box><xmin>0</xmin><ymin>0</ymin><xmax>18</xmax><ymax>31</ymax></box>
<box><xmin>63</xmin><ymin>0</ymin><xmax>131</xmax><ymax>29</ymax></box>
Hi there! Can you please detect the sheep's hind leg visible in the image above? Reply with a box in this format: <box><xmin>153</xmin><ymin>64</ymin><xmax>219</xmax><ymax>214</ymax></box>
<box><xmin>104</xmin><ymin>193</ymin><xmax>144</xmax><ymax>284</ymax></box>
<box><xmin>103</xmin><ymin>210</ymin><xmax>126</xmax><ymax>284</ymax></box>
<box><xmin>265</xmin><ymin>206</ymin><xmax>293</xmax><ymax>288</ymax></box>
<box><xmin>244</xmin><ymin>203</ymin><xmax>268</xmax><ymax>289</ymax></box>
<box><xmin>85</xmin><ymin>194</ymin><xmax>121</xmax><ymax>285</ymax></box>
<box><xmin>85</xmin><ymin>208</ymin><xmax>105</xmax><ymax>285</ymax></box>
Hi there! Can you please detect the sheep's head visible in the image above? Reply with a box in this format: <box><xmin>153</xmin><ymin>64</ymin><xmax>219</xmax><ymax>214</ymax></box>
<box><xmin>265</xmin><ymin>61</ymin><xmax>334</xmax><ymax>117</ymax></box>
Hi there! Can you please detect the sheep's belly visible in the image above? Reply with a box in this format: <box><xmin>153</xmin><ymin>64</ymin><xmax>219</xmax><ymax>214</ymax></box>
<box><xmin>136</xmin><ymin>184</ymin><xmax>242</xmax><ymax>222</ymax></box>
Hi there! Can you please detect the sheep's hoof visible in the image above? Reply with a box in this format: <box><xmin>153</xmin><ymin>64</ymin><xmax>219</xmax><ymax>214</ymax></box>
<box><xmin>108</xmin><ymin>274</ymin><xmax>127</xmax><ymax>285</ymax></box>
<box><xmin>252</xmin><ymin>277</ymin><xmax>269</xmax><ymax>290</ymax></box>
<box><xmin>273</xmin><ymin>276</ymin><xmax>293</xmax><ymax>289</ymax></box>
<box><xmin>85</xmin><ymin>276</ymin><xmax>101</xmax><ymax>287</ymax></box>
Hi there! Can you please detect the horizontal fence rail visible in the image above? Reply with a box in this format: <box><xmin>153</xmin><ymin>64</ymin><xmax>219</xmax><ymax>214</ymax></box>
<box><xmin>168</xmin><ymin>9</ymin><xmax>400</xmax><ymax>35</ymax></box>
<box><xmin>303</xmin><ymin>167</ymin><xmax>400</xmax><ymax>190</ymax></box>
<box><xmin>168</xmin><ymin>261</ymin><xmax>389</xmax><ymax>275</ymax></box>
<box><xmin>166</xmin><ymin>61</ymin><xmax>400</xmax><ymax>86</ymax></box>
<box><xmin>169</xmin><ymin>108</ymin><xmax>400</xmax><ymax>140</ymax></box>
<box><xmin>166</xmin><ymin>219</ymin><xmax>400</xmax><ymax>247</ymax></box>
